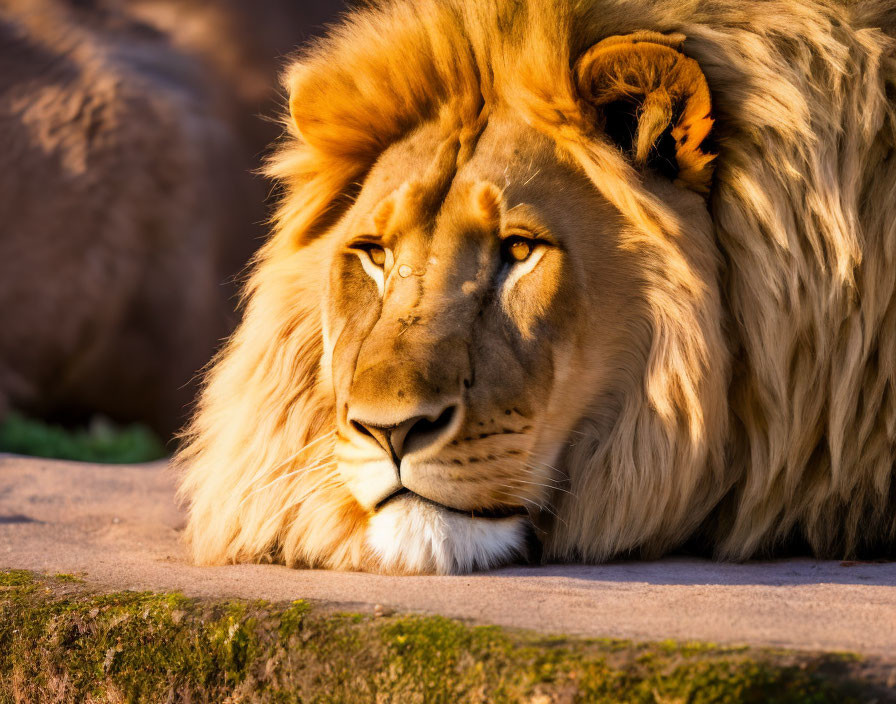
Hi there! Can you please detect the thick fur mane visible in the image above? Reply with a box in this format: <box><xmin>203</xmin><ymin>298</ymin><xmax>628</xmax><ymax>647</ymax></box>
<box><xmin>178</xmin><ymin>0</ymin><xmax>896</xmax><ymax>570</ymax></box>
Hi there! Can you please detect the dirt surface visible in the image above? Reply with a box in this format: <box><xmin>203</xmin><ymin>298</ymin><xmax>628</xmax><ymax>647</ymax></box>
<box><xmin>2</xmin><ymin>454</ymin><xmax>894</xmax><ymax>659</ymax></box>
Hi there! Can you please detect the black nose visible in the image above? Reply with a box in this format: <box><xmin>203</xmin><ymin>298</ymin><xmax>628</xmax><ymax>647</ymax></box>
<box><xmin>349</xmin><ymin>404</ymin><xmax>458</xmax><ymax>463</ymax></box>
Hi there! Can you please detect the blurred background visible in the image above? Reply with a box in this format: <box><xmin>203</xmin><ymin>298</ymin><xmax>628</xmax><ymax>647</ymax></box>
<box><xmin>0</xmin><ymin>0</ymin><xmax>347</xmax><ymax>461</ymax></box>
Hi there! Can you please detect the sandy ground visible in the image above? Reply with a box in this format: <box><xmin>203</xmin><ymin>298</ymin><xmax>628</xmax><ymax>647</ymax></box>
<box><xmin>2</xmin><ymin>454</ymin><xmax>895</xmax><ymax>660</ymax></box>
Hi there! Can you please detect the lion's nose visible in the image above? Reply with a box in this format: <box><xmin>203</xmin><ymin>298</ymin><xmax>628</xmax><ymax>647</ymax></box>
<box><xmin>349</xmin><ymin>404</ymin><xmax>459</xmax><ymax>463</ymax></box>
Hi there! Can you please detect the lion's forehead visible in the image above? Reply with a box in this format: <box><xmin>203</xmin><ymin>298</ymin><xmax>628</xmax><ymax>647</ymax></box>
<box><xmin>349</xmin><ymin>116</ymin><xmax>562</xmax><ymax>234</ymax></box>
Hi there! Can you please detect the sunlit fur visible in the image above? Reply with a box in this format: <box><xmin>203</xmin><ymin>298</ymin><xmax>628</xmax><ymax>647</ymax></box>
<box><xmin>178</xmin><ymin>0</ymin><xmax>896</xmax><ymax>573</ymax></box>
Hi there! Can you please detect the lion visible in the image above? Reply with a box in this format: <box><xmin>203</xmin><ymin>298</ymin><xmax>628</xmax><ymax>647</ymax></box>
<box><xmin>0</xmin><ymin>0</ymin><xmax>255</xmax><ymax>437</ymax></box>
<box><xmin>178</xmin><ymin>0</ymin><xmax>896</xmax><ymax>574</ymax></box>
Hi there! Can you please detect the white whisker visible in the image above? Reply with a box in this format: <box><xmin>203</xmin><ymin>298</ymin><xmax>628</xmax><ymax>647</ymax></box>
<box><xmin>515</xmin><ymin>475</ymin><xmax>573</xmax><ymax>496</ymax></box>
<box><xmin>243</xmin><ymin>430</ymin><xmax>336</xmax><ymax>487</ymax></box>
<box><xmin>266</xmin><ymin>468</ymin><xmax>341</xmax><ymax>525</ymax></box>
<box><xmin>526</xmin><ymin>458</ymin><xmax>563</xmax><ymax>474</ymax></box>
<box><xmin>501</xmin><ymin>490</ymin><xmax>568</xmax><ymax>528</ymax></box>
<box><xmin>240</xmin><ymin>457</ymin><xmax>336</xmax><ymax>506</ymax></box>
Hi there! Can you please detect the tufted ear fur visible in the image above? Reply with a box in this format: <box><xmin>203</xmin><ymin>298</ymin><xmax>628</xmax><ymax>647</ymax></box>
<box><xmin>575</xmin><ymin>31</ymin><xmax>716</xmax><ymax>194</ymax></box>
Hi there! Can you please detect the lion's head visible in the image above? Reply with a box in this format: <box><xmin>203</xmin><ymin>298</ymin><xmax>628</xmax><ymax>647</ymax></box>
<box><xmin>178</xmin><ymin>0</ymin><xmax>896</xmax><ymax>572</ymax></box>
<box><xmin>323</xmin><ymin>85</ymin><xmax>724</xmax><ymax>572</ymax></box>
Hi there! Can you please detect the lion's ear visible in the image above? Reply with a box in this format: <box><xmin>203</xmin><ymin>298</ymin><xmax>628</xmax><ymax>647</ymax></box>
<box><xmin>575</xmin><ymin>31</ymin><xmax>715</xmax><ymax>194</ymax></box>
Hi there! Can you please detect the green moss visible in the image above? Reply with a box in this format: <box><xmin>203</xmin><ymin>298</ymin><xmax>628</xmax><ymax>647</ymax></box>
<box><xmin>0</xmin><ymin>572</ymin><xmax>886</xmax><ymax>703</ymax></box>
<box><xmin>53</xmin><ymin>574</ymin><xmax>85</xmax><ymax>584</ymax></box>
<box><xmin>0</xmin><ymin>571</ymin><xmax>33</xmax><ymax>587</ymax></box>
<box><xmin>0</xmin><ymin>412</ymin><xmax>167</xmax><ymax>464</ymax></box>
<box><xmin>278</xmin><ymin>600</ymin><xmax>312</xmax><ymax>640</ymax></box>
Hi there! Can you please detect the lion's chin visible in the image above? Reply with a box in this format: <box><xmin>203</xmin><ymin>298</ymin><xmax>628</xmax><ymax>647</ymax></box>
<box><xmin>365</xmin><ymin>493</ymin><xmax>529</xmax><ymax>575</ymax></box>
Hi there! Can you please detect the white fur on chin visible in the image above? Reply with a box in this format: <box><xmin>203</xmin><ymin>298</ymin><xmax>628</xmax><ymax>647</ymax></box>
<box><xmin>366</xmin><ymin>494</ymin><xmax>528</xmax><ymax>574</ymax></box>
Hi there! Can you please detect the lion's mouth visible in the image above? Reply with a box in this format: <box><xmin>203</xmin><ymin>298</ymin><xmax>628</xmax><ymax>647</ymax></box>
<box><xmin>375</xmin><ymin>487</ymin><xmax>529</xmax><ymax>520</ymax></box>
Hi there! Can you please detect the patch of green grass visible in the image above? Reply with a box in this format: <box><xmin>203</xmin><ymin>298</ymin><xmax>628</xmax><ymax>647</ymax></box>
<box><xmin>0</xmin><ymin>572</ymin><xmax>888</xmax><ymax>703</ymax></box>
<box><xmin>0</xmin><ymin>412</ymin><xmax>167</xmax><ymax>464</ymax></box>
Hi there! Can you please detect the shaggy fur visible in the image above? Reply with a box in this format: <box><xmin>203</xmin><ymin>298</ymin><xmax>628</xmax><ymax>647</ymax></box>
<box><xmin>0</xmin><ymin>0</ymin><xmax>252</xmax><ymax>435</ymax></box>
<box><xmin>179</xmin><ymin>0</ymin><xmax>896</xmax><ymax>573</ymax></box>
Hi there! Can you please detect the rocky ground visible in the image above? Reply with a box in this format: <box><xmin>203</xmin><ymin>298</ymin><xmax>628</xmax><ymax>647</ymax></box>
<box><xmin>1</xmin><ymin>454</ymin><xmax>895</xmax><ymax>701</ymax></box>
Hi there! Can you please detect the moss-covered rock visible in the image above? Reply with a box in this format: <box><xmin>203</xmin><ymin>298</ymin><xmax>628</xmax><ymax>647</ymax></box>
<box><xmin>0</xmin><ymin>570</ymin><xmax>890</xmax><ymax>703</ymax></box>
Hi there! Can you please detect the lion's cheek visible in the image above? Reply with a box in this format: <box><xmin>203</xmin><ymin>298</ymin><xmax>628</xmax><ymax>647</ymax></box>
<box><xmin>365</xmin><ymin>496</ymin><xmax>527</xmax><ymax>575</ymax></box>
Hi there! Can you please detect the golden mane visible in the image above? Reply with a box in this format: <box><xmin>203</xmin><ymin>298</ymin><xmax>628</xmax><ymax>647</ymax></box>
<box><xmin>178</xmin><ymin>0</ymin><xmax>896</xmax><ymax>569</ymax></box>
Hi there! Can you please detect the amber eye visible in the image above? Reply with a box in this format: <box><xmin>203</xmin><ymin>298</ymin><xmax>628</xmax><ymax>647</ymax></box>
<box><xmin>500</xmin><ymin>236</ymin><xmax>535</xmax><ymax>264</ymax></box>
<box><xmin>356</xmin><ymin>243</ymin><xmax>387</xmax><ymax>267</ymax></box>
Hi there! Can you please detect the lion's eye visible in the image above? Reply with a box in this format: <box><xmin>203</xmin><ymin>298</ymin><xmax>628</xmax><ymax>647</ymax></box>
<box><xmin>356</xmin><ymin>243</ymin><xmax>387</xmax><ymax>267</ymax></box>
<box><xmin>501</xmin><ymin>236</ymin><xmax>536</xmax><ymax>264</ymax></box>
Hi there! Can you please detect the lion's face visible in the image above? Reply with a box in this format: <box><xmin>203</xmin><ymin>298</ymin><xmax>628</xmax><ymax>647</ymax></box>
<box><xmin>320</xmin><ymin>115</ymin><xmax>667</xmax><ymax>572</ymax></box>
<box><xmin>180</xmin><ymin>22</ymin><xmax>729</xmax><ymax>576</ymax></box>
